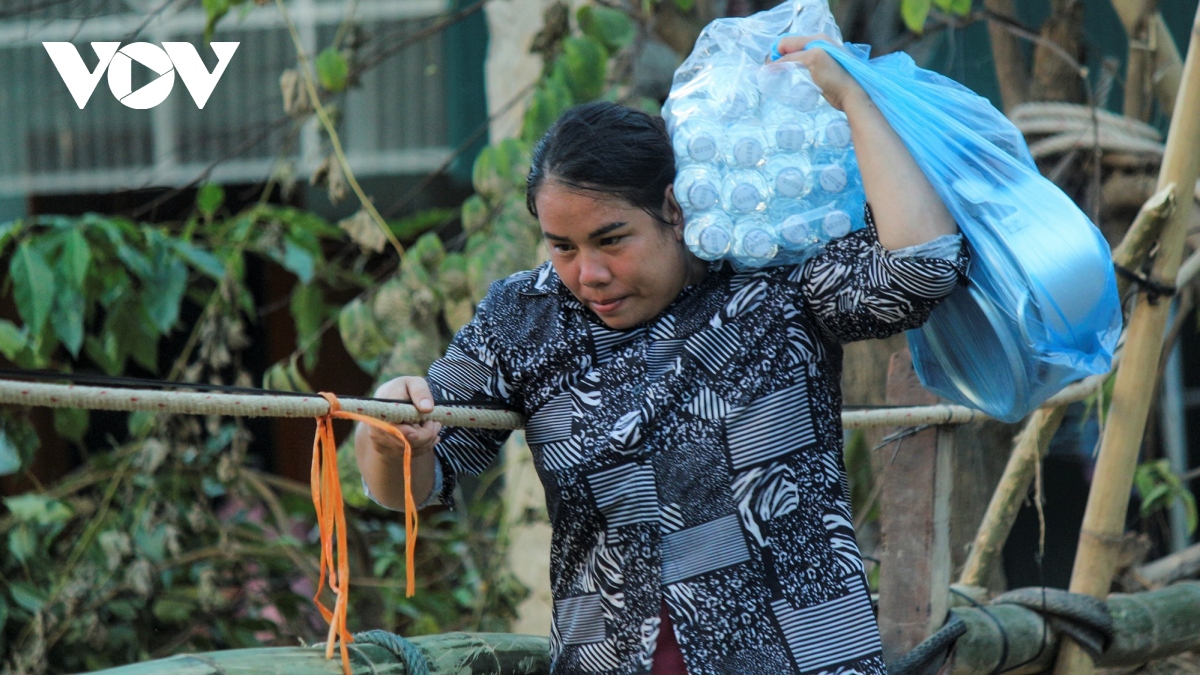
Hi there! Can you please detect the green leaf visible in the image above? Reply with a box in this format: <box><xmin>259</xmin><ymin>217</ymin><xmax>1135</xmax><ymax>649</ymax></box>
<box><xmin>901</xmin><ymin>0</ymin><xmax>932</xmax><ymax>33</ymax></box>
<box><xmin>85</xmin><ymin>333</ymin><xmax>123</xmax><ymax>376</ymax></box>
<box><xmin>0</xmin><ymin>414</ymin><xmax>39</xmax><ymax>476</ymax></box>
<box><xmin>281</xmin><ymin>240</ymin><xmax>315</xmax><ymax>283</ymax></box>
<box><xmin>290</xmin><ymin>284</ymin><xmax>328</xmax><ymax>370</ymax></box>
<box><xmin>202</xmin><ymin>0</ymin><xmax>231</xmax><ymax>43</ymax></box>
<box><xmin>105</xmin><ymin>297</ymin><xmax>159</xmax><ymax>373</ymax></box>
<box><xmin>4</xmin><ymin>493</ymin><xmax>70</xmax><ymax>524</ymax></box>
<box><xmin>263</xmin><ymin>356</ymin><xmax>312</xmax><ymax>393</ymax></box>
<box><xmin>1140</xmin><ymin>484</ymin><xmax>1172</xmax><ymax>515</ymax></box>
<box><xmin>7</xmin><ymin>526</ymin><xmax>36</xmax><ymax>563</ymax></box>
<box><xmin>10</xmin><ymin>241</ymin><xmax>55</xmax><ymax>336</ymax></box>
<box><xmin>172</xmin><ymin>240</ymin><xmax>226</xmax><ymax>280</ymax></box>
<box><xmin>116</xmin><ymin>242</ymin><xmax>153</xmax><ymax>279</ymax></box>
<box><xmin>53</xmin><ymin>407</ymin><xmax>89</xmax><ymax>444</ymax></box>
<box><xmin>50</xmin><ymin>285</ymin><xmax>85</xmax><ymax>357</ymax></box>
<box><xmin>0</xmin><ymin>220</ymin><xmax>23</xmax><ymax>254</ymax></box>
<box><xmin>0</xmin><ymin>320</ymin><xmax>28</xmax><ymax>360</ymax></box>
<box><xmin>9</xmin><ymin>583</ymin><xmax>45</xmax><ymax>613</ymax></box>
<box><xmin>0</xmin><ymin>437</ymin><xmax>18</xmax><ymax>476</ymax></box>
<box><xmin>196</xmin><ymin>183</ymin><xmax>225</xmax><ymax>218</ymax></box>
<box><xmin>316</xmin><ymin>48</ymin><xmax>349</xmax><ymax>93</ymax></box>
<box><xmin>337</xmin><ymin>298</ymin><xmax>391</xmax><ymax>370</ymax></box>
<box><xmin>143</xmin><ymin>254</ymin><xmax>188</xmax><ymax>335</ymax></box>
<box><xmin>389</xmin><ymin>208</ymin><xmax>455</xmax><ymax>242</ymax></box>
<box><xmin>674</xmin><ymin>0</ymin><xmax>695</xmax><ymax>10</ymax></box>
<box><xmin>577</xmin><ymin>5</ymin><xmax>635</xmax><ymax>51</ymax></box>
<box><xmin>553</xmin><ymin>36</ymin><xmax>609</xmax><ymax>104</ymax></box>
<box><xmin>521</xmin><ymin>76</ymin><xmax>574</xmax><ymax>143</ymax></box>
<box><xmin>152</xmin><ymin>597</ymin><xmax>196</xmax><ymax>624</ymax></box>
<box><xmin>932</xmin><ymin>0</ymin><xmax>970</xmax><ymax>13</ymax></box>
<box><xmin>59</xmin><ymin>229</ymin><xmax>91</xmax><ymax>290</ymax></box>
<box><xmin>128</xmin><ymin>411</ymin><xmax>157</xmax><ymax>437</ymax></box>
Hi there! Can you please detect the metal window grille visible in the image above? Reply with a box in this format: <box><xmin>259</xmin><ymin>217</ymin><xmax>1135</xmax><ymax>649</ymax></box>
<box><xmin>0</xmin><ymin>0</ymin><xmax>452</xmax><ymax>197</ymax></box>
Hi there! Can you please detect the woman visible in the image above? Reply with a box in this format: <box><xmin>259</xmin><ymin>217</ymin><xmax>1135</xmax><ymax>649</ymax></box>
<box><xmin>357</xmin><ymin>36</ymin><xmax>967</xmax><ymax>675</ymax></box>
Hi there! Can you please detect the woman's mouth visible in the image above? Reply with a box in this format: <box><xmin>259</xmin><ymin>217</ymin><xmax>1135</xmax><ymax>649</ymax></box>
<box><xmin>590</xmin><ymin>297</ymin><xmax>626</xmax><ymax>314</ymax></box>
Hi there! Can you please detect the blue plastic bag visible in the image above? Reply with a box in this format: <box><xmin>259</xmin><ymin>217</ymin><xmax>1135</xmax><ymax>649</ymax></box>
<box><xmin>812</xmin><ymin>42</ymin><xmax>1121</xmax><ymax>422</ymax></box>
<box><xmin>666</xmin><ymin>0</ymin><xmax>1122</xmax><ymax>422</ymax></box>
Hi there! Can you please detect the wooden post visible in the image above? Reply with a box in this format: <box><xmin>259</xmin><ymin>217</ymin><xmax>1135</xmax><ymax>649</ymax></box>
<box><xmin>877</xmin><ymin>348</ymin><xmax>955</xmax><ymax>663</ymax></box>
<box><xmin>1054</xmin><ymin>6</ymin><xmax>1200</xmax><ymax>675</ymax></box>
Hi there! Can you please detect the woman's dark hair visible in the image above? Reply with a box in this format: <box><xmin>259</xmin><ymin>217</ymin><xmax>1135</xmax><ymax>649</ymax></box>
<box><xmin>526</xmin><ymin>101</ymin><xmax>676</xmax><ymax>224</ymax></box>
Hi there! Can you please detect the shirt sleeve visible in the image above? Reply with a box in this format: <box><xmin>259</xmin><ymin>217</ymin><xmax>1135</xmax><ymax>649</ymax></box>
<box><xmin>800</xmin><ymin>204</ymin><xmax>970</xmax><ymax>343</ymax></box>
<box><xmin>421</xmin><ymin>290</ymin><xmax>516</xmax><ymax>507</ymax></box>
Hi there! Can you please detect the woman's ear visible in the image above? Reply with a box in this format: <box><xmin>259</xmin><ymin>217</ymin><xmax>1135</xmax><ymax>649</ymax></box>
<box><xmin>663</xmin><ymin>184</ymin><xmax>685</xmax><ymax>241</ymax></box>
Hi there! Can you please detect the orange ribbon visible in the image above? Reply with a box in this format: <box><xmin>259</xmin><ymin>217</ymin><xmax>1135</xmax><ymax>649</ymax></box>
<box><xmin>313</xmin><ymin>392</ymin><xmax>418</xmax><ymax>675</ymax></box>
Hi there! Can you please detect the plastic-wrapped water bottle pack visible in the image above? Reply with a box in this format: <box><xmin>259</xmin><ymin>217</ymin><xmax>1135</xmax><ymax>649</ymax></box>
<box><xmin>663</xmin><ymin>3</ymin><xmax>865</xmax><ymax>269</ymax></box>
<box><xmin>664</xmin><ymin>0</ymin><xmax>1122</xmax><ymax>423</ymax></box>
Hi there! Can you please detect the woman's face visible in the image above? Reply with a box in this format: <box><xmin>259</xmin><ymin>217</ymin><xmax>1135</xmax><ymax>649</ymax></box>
<box><xmin>535</xmin><ymin>180</ymin><xmax>698</xmax><ymax>330</ymax></box>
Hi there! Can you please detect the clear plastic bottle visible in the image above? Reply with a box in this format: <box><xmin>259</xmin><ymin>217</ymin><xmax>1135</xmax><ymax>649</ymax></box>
<box><xmin>771</xmin><ymin>199</ymin><xmax>821</xmax><ymax>250</ymax></box>
<box><xmin>721</xmin><ymin>169</ymin><xmax>769</xmax><ymax>214</ymax></box>
<box><xmin>675</xmin><ymin>164</ymin><xmax>723</xmax><ymax>213</ymax></box>
<box><xmin>672</xmin><ymin>119</ymin><xmax>724</xmax><ymax>165</ymax></box>
<box><xmin>761</xmin><ymin>101</ymin><xmax>813</xmax><ymax>155</ymax></box>
<box><xmin>685</xmin><ymin>212</ymin><xmax>735</xmax><ymax>260</ymax></box>
<box><xmin>806</xmin><ymin>153</ymin><xmax>864</xmax><ymax>200</ymax></box>
<box><xmin>765</xmin><ymin>154</ymin><xmax>812</xmax><ymax>200</ymax></box>
<box><xmin>732</xmin><ymin>215</ymin><xmax>778</xmax><ymax>267</ymax></box>
<box><xmin>722</xmin><ymin>124</ymin><xmax>768</xmax><ymax>168</ymax></box>
<box><xmin>810</xmin><ymin>108</ymin><xmax>853</xmax><ymax>154</ymax></box>
<box><xmin>821</xmin><ymin>206</ymin><xmax>854</xmax><ymax>239</ymax></box>
<box><xmin>759</xmin><ymin>63</ymin><xmax>823</xmax><ymax>112</ymax></box>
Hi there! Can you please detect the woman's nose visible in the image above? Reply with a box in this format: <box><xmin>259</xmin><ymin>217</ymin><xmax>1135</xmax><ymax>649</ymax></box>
<box><xmin>578</xmin><ymin>250</ymin><xmax>612</xmax><ymax>287</ymax></box>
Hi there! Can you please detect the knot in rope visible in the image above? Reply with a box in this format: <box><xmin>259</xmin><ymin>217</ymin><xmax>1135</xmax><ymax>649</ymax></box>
<box><xmin>313</xmin><ymin>392</ymin><xmax>419</xmax><ymax>675</ymax></box>
<box><xmin>991</xmin><ymin>587</ymin><xmax>1113</xmax><ymax>656</ymax></box>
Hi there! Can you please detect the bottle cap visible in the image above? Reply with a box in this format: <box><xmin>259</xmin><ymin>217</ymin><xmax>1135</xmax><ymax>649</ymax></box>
<box><xmin>775</xmin><ymin>167</ymin><xmax>807</xmax><ymax>198</ymax></box>
<box><xmin>732</xmin><ymin>137</ymin><xmax>764</xmax><ymax>166</ymax></box>
<box><xmin>775</xmin><ymin>124</ymin><xmax>807</xmax><ymax>152</ymax></box>
<box><xmin>780</xmin><ymin>215</ymin><xmax>812</xmax><ymax>244</ymax></box>
<box><xmin>688</xmin><ymin>134</ymin><xmax>718</xmax><ymax>162</ymax></box>
<box><xmin>699</xmin><ymin>225</ymin><xmax>731</xmax><ymax>255</ymax></box>
<box><xmin>824</xmin><ymin>119</ymin><xmax>852</xmax><ymax>147</ymax></box>
<box><xmin>741</xmin><ymin>228</ymin><xmax>776</xmax><ymax>258</ymax></box>
<box><xmin>823</xmin><ymin>210</ymin><xmax>852</xmax><ymax>238</ymax></box>
<box><xmin>730</xmin><ymin>183</ymin><xmax>763</xmax><ymax>213</ymax></box>
<box><xmin>687</xmin><ymin>181</ymin><xmax>719</xmax><ymax>211</ymax></box>
<box><xmin>819</xmin><ymin>165</ymin><xmax>848</xmax><ymax>193</ymax></box>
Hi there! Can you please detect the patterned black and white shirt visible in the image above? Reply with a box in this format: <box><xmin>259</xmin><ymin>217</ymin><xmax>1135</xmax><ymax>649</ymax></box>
<box><xmin>420</xmin><ymin>214</ymin><xmax>969</xmax><ymax>675</ymax></box>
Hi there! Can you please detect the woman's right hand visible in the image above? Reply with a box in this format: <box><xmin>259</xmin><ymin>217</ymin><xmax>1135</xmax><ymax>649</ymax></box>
<box><xmin>360</xmin><ymin>376</ymin><xmax>443</xmax><ymax>462</ymax></box>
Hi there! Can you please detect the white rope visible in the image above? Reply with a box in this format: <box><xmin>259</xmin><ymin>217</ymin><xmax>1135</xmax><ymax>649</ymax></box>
<box><xmin>0</xmin><ymin>361</ymin><xmax>1114</xmax><ymax>432</ymax></box>
<box><xmin>0</xmin><ymin>380</ymin><xmax>524</xmax><ymax>431</ymax></box>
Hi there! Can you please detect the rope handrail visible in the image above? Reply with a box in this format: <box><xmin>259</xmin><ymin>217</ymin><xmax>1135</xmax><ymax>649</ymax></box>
<box><xmin>0</xmin><ymin>365</ymin><xmax>1113</xmax><ymax>431</ymax></box>
<box><xmin>0</xmin><ymin>379</ymin><xmax>524</xmax><ymax>430</ymax></box>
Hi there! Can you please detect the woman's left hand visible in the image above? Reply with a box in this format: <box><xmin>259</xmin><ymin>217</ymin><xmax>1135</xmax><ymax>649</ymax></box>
<box><xmin>771</xmin><ymin>34</ymin><xmax>865</xmax><ymax>112</ymax></box>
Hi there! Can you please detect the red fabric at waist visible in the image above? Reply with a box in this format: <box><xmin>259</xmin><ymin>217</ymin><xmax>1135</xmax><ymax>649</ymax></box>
<box><xmin>652</xmin><ymin>601</ymin><xmax>689</xmax><ymax>675</ymax></box>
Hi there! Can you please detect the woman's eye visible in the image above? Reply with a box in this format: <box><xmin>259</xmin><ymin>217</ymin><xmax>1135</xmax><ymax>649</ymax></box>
<box><xmin>553</xmin><ymin>243</ymin><xmax>575</xmax><ymax>253</ymax></box>
<box><xmin>599</xmin><ymin>236</ymin><xmax>624</xmax><ymax>246</ymax></box>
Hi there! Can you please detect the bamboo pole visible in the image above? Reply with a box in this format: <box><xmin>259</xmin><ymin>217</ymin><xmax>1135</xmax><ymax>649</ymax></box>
<box><xmin>1110</xmin><ymin>0</ymin><xmax>1185</xmax><ymax>116</ymax></box>
<box><xmin>956</xmin><ymin>182</ymin><xmax>1173</xmax><ymax>589</ymax></box>
<box><xmin>1053</xmin><ymin>6</ymin><xmax>1200</xmax><ymax>675</ymax></box>
<box><xmin>1121</xmin><ymin>0</ymin><xmax>1156</xmax><ymax>120</ymax></box>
